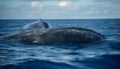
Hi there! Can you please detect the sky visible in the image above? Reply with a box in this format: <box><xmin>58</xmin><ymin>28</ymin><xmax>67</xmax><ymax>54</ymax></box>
<box><xmin>0</xmin><ymin>0</ymin><xmax>120</xmax><ymax>19</ymax></box>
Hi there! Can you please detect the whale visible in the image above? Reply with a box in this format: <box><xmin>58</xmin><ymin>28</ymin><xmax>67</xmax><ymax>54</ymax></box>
<box><xmin>3</xmin><ymin>27</ymin><xmax>105</xmax><ymax>44</ymax></box>
<box><xmin>22</xmin><ymin>19</ymin><xmax>51</xmax><ymax>31</ymax></box>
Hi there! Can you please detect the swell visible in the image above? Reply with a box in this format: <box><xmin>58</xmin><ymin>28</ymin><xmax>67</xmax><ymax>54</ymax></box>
<box><xmin>1</xmin><ymin>54</ymin><xmax>120</xmax><ymax>69</ymax></box>
<box><xmin>0</xmin><ymin>59</ymin><xmax>79</xmax><ymax>69</ymax></box>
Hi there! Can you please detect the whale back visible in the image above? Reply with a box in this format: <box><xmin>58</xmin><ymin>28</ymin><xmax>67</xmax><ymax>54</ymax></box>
<box><xmin>3</xmin><ymin>27</ymin><xmax>105</xmax><ymax>44</ymax></box>
<box><xmin>39</xmin><ymin>28</ymin><xmax>105</xmax><ymax>43</ymax></box>
<box><xmin>22</xmin><ymin>19</ymin><xmax>51</xmax><ymax>30</ymax></box>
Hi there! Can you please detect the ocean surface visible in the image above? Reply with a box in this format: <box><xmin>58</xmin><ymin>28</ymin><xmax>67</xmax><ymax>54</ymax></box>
<box><xmin>0</xmin><ymin>19</ymin><xmax>120</xmax><ymax>69</ymax></box>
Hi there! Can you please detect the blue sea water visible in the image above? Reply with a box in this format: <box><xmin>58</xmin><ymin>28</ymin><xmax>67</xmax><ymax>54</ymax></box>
<box><xmin>0</xmin><ymin>19</ymin><xmax>120</xmax><ymax>69</ymax></box>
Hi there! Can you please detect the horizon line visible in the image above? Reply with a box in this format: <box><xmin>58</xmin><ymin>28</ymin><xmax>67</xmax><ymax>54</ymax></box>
<box><xmin>0</xmin><ymin>18</ymin><xmax>120</xmax><ymax>20</ymax></box>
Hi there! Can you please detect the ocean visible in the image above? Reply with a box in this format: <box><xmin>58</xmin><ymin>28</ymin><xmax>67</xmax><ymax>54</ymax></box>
<box><xmin>0</xmin><ymin>19</ymin><xmax>120</xmax><ymax>69</ymax></box>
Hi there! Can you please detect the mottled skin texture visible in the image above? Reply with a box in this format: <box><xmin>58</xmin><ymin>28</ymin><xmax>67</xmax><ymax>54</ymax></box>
<box><xmin>3</xmin><ymin>27</ymin><xmax>105</xmax><ymax>44</ymax></box>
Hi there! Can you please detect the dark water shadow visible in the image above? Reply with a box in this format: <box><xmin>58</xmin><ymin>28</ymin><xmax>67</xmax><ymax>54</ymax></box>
<box><xmin>71</xmin><ymin>54</ymin><xmax>120</xmax><ymax>69</ymax></box>
<box><xmin>18</xmin><ymin>40</ymin><xmax>106</xmax><ymax>50</ymax></box>
<box><xmin>109</xmin><ymin>41</ymin><xmax>120</xmax><ymax>50</ymax></box>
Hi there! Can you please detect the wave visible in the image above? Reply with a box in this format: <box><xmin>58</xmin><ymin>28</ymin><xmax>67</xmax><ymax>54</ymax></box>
<box><xmin>1</xmin><ymin>54</ymin><xmax>120</xmax><ymax>69</ymax></box>
<box><xmin>0</xmin><ymin>59</ymin><xmax>79</xmax><ymax>69</ymax></box>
